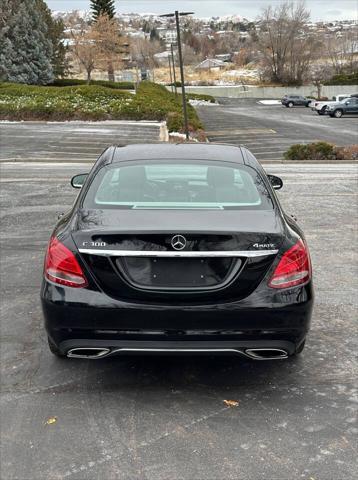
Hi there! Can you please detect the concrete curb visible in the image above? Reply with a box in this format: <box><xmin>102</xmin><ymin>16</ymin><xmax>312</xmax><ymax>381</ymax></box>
<box><xmin>0</xmin><ymin>120</ymin><xmax>164</xmax><ymax>126</ymax></box>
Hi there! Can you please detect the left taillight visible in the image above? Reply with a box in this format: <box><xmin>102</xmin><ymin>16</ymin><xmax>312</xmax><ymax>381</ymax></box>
<box><xmin>44</xmin><ymin>237</ymin><xmax>88</xmax><ymax>288</ymax></box>
<box><xmin>268</xmin><ymin>239</ymin><xmax>311</xmax><ymax>289</ymax></box>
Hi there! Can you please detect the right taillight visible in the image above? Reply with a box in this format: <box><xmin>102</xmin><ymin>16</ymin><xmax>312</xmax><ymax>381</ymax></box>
<box><xmin>269</xmin><ymin>239</ymin><xmax>311</xmax><ymax>289</ymax></box>
<box><xmin>44</xmin><ymin>237</ymin><xmax>88</xmax><ymax>288</ymax></box>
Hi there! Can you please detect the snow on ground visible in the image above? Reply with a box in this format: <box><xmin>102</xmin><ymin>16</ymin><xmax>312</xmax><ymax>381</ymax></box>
<box><xmin>224</xmin><ymin>69</ymin><xmax>259</xmax><ymax>78</ymax></box>
<box><xmin>257</xmin><ymin>100</ymin><xmax>282</xmax><ymax>105</ymax></box>
<box><xmin>188</xmin><ymin>99</ymin><xmax>219</xmax><ymax>106</ymax></box>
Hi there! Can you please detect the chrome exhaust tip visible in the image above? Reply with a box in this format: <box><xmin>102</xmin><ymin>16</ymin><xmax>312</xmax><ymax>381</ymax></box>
<box><xmin>67</xmin><ymin>347</ymin><xmax>111</xmax><ymax>359</ymax></box>
<box><xmin>244</xmin><ymin>348</ymin><xmax>288</xmax><ymax>360</ymax></box>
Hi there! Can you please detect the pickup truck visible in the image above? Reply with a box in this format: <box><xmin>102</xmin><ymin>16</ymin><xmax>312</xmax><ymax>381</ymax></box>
<box><xmin>311</xmin><ymin>94</ymin><xmax>353</xmax><ymax>115</ymax></box>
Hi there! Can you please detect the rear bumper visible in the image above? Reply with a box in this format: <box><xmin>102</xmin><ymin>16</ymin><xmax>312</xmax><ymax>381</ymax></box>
<box><xmin>41</xmin><ymin>280</ymin><xmax>313</xmax><ymax>355</ymax></box>
<box><xmin>62</xmin><ymin>339</ymin><xmax>296</xmax><ymax>359</ymax></box>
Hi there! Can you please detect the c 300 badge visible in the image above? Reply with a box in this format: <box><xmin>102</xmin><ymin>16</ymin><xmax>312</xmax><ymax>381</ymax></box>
<box><xmin>82</xmin><ymin>241</ymin><xmax>107</xmax><ymax>247</ymax></box>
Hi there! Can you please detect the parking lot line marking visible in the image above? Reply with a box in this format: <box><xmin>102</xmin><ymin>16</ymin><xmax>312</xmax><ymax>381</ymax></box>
<box><xmin>254</xmin><ymin>150</ymin><xmax>286</xmax><ymax>155</ymax></box>
<box><xmin>0</xmin><ymin>158</ymin><xmax>95</xmax><ymax>162</ymax></box>
<box><xmin>206</xmin><ymin>128</ymin><xmax>278</xmax><ymax>135</ymax></box>
<box><xmin>6</xmin><ymin>150</ymin><xmax>97</xmax><ymax>156</ymax></box>
<box><xmin>241</xmin><ymin>145</ymin><xmax>289</xmax><ymax>150</ymax></box>
<box><xmin>47</xmin><ymin>145</ymin><xmax>103</xmax><ymax>150</ymax></box>
<box><xmin>54</xmin><ymin>140</ymin><xmax>117</xmax><ymax>145</ymax></box>
<box><xmin>0</xmin><ymin>178</ymin><xmax>70</xmax><ymax>182</ymax></box>
<box><xmin>1</xmin><ymin>135</ymin><xmax>38</xmax><ymax>138</ymax></box>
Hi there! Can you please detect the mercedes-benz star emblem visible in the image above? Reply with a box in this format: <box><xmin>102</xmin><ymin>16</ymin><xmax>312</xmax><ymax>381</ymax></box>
<box><xmin>171</xmin><ymin>235</ymin><xmax>187</xmax><ymax>251</ymax></box>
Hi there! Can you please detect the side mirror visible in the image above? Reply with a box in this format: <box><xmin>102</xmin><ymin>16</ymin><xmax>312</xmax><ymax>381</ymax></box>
<box><xmin>268</xmin><ymin>174</ymin><xmax>283</xmax><ymax>190</ymax></box>
<box><xmin>71</xmin><ymin>173</ymin><xmax>88</xmax><ymax>189</ymax></box>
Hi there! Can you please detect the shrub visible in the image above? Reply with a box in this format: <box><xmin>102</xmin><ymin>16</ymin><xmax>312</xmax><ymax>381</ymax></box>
<box><xmin>167</xmin><ymin>81</ymin><xmax>183</xmax><ymax>87</ymax></box>
<box><xmin>334</xmin><ymin>145</ymin><xmax>358</xmax><ymax>160</ymax></box>
<box><xmin>0</xmin><ymin>81</ymin><xmax>203</xmax><ymax>132</ymax></box>
<box><xmin>284</xmin><ymin>142</ymin><xmax>335</xmax><ymax>160</ymax></box>
<box><xmin>47</xmin><ymin>78</ymin><xmax>135</xmax><ymax>90</ymax></box>
<box><xmin>325</xmin><ymin>72</ymin><xmax>358</xmax><ymax>86</ymax></box>
<box><xmin>284</xmin><ymin>142</ymin><xmax>358</xmax><ymax>160</ymax></box>
<box><xmin>186</xmin><ymin>93</ymin><xmax>216</xmax><ymax>103</ymax></box>
<box><xmin>0</xmin><ymin>83</ymin><xmax>132</xmax><ymax>120</ymax></box>
<box><xmin>130</xmin><ymin>82</ymin><xmax>203</xmax><ymax>132</ymax></box>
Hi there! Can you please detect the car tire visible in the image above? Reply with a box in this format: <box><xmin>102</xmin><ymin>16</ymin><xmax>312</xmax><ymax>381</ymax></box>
<box><xmin>333</xmin><ymin>109</ymin><xmax>343</xmax><ymax>118</ymax></box>
<box><xmin>288</xmin><ymin>102</ymin><xmax>294</xmax><ymax>108</ymax></box>
<box><xmin>294</xmin><ymin>340</ymin><xmax>306</xmax><ymax>355</ymax></box>
<box><xmin>48</xmin><ymin>336</ymin><xmax>66</xmax><ymax>358</ymax></box>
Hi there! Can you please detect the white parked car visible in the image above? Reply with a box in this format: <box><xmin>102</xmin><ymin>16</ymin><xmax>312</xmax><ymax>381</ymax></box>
<box><xmin>311</xmin><ymin>94</ymin><xmax>353</xmax><ymax>115</ymax></box>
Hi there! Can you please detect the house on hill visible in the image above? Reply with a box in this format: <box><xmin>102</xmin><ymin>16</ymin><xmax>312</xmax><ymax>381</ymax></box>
<box><xmin>194</xmin><ymin>58</ymin><xmax>227</xmax><ymax>71</ymax></box>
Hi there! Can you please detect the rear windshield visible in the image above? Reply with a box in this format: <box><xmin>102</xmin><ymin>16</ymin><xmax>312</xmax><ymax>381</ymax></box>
<box><xmin>82</xmin><ymin>161</ymin><xmax>273</xmax><ymax>210</ymax></box>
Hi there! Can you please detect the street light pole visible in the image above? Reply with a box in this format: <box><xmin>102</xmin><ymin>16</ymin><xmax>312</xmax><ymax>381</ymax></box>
<box><xmin>160</xmin><ymin>11</ymin><xmax>193</xmax><ymax>140</ymax></box>
<box><xmin>171</xmin><ymin>43</ymin><xmax>178</xmax><ymax>97</ymax></box>
<box><xmin>174</xmin><ymin>10</ymin><xmax>190</xmax><ymax>140</ymax></box>
<box><xmin>167</xmin><ymin>52</ymin><xmax>173</xmax><ymax>93</ymax></box>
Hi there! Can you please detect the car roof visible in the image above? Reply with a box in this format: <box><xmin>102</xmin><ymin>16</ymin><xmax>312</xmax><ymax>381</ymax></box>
<box><xmin>110</xmin><ymin>143</ymin><xmax>246</xmax><ymax>164</ymax></box>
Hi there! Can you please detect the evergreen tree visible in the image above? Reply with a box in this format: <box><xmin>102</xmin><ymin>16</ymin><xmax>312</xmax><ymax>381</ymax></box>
<box><xmin>90</xmin><ymin>0</ymin><xmax>116</xmax><ymax>20</ymax></box>
<box><xmin>0</xmin><ymin>0</ymin><xmax>54</xmax><ymax>84</ymax></box>
<box><xmin>35</xmin><ymin>0</ymin><xmax>68</xmax><ymax>78</ymax></box>
<box><xmin>150</xmin><ymin>28</ymin><xmax>159</xmax><ymax>42</ymax></box>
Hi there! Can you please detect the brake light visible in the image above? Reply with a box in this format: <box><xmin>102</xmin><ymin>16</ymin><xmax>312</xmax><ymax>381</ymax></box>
<box><xmin>44</xmin><ymin>237</ymin><xmax>88</xmax><ymax>288</ymax></box>
<box><xmin>269</xmin><ymin>239</ymin><xmax>311</xmax><ymax>289</ymax></box>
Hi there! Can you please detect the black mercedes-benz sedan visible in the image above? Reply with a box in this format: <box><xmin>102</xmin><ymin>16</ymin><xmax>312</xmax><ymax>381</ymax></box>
<box><xmin>41</xmin><ymin>143</ymin><xmax>313</xmax><ymax>360</ymax></box>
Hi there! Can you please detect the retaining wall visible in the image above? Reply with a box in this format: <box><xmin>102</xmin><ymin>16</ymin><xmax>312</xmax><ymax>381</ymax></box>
<box><xmin>183</xmin><ymin>84</ymin><xmax>358</xmax><ymax>99</ymax></box>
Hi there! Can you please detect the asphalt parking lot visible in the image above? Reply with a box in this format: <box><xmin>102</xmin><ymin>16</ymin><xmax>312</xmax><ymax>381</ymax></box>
<box><xmin>197</xmin><ymin>98</ymin><xmax>358</xmax><ymax>160</ymax></box>
<box><xmin>1</xmin><ymin>159</ymin><xmax>357</xmax><ymax>479</ymax></box>
<box><xmin>0</xmin><ymin>121</ymin><xmax>164</xmax><ymax>162</ymax></box>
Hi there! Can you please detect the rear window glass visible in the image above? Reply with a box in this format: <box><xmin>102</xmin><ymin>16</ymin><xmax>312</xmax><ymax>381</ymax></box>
<box><xmin>82</xmin><ymin>161</ymin><xmax>273</xmax><ymax>210</ymax></box>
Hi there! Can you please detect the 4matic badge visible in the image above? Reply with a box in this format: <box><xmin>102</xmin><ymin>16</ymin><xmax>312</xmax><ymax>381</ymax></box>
<box><xmin>252</xmin><ymin>243</ymin><xmax>276</xmax><ymax>249</ymax></box>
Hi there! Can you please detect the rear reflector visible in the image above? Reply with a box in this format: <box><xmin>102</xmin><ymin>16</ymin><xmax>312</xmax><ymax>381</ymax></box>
<box><xmin>45</xmin><ymin>237</ymin><xmax>88</xmax><ymax>288</ymax></box>
<box><xmin>269</xmin><ymin>239</ymin><xmax>311</xmax><ymax>289</ymax></box>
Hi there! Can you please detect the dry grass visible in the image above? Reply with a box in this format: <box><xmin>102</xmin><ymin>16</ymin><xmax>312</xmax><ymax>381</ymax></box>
<box><xmin>85</xmin><ymin>65</ymin><xmax>260</xmax><ymax>85</ymax></box>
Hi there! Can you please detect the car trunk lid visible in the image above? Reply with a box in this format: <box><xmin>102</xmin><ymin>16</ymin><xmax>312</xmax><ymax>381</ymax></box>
<box><xmin>72</xmin><ymin>209</ymin><xmax>284</xmax><ymax>303</ymax></box>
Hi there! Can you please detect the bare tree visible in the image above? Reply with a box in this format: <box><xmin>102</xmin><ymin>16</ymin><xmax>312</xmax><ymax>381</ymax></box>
<box><xmin>91</xmin><ymin>14</ymin><xmax>127</xmax><ymax>81</ymax></box>
<box><xmin>257</xmin><ymin>1</ymin><xmax>318</xmax><ymax>84</ymax></box>
<box><xmin>310</xmin><ymin>64</ymin><xmax>334</xmax><ymax>98</ymax></box>
<box><xmin>69</xmin><ymin>16</ymin><xmax>97</xmax><ymax>83</ymax></box>
<box><xmin>326</xmin><ymin>30</ymin><xmax>358</xmax><ymax>74</ymax></box>
<box><xmin>130</xmin><ymin>37</ymin><xmax>161</xmax><ymax>70</ymax></box>
<box><xmin>68</xmin><ymin>13</ymin><xmax>128</xmax><ymax>83</ymax></box>
<box><xmin>181</xmin><ymin>44</ymin><xmax>198</xmax><ymax>65</ymax></box>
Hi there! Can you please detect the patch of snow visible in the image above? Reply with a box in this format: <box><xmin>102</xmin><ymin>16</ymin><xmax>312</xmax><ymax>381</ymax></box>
<box><xmin>258</xmin><ymin>100</ymin><xmax>282</xmax><ymax>105</ymax></box>
<box><xmin>0</xmin><ymin>120</ymin><xmax>25</xmax><ymax>123</ymax></box>
<box><xmin>188</xmin><ymin>99</ymin><xmax>219</xmax><ymax>106</ymax></box>
<box><xmin>224</xmin><ymin>69</ymin><xmax>259</xmax><ymax>78</ymax></box>
<box><xmin>169</xmin><ymin>132</ymin><xmax>187</xmax><ymax>139</ymax></box>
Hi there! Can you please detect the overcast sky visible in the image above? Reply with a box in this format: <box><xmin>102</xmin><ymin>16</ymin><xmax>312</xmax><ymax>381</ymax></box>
<box><xmin>46</xmin><ymin>0</ymin><xmax>358</xmax><ymax>21</ymax></box>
